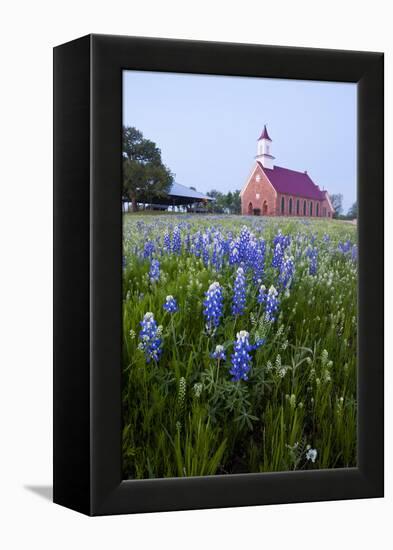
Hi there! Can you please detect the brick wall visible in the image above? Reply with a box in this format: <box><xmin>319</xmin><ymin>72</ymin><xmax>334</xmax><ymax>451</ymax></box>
<box><xmin>241</xmin><ymin>164</ymin><xmax>277</xmax><ymax>216</ymax></box>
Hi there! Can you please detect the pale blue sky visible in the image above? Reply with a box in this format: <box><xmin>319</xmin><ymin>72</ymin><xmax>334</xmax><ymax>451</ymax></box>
<box><xmin>123</xmin><ymin>71</ymin><xmax>357</xmax><ymax>212</ymax></box>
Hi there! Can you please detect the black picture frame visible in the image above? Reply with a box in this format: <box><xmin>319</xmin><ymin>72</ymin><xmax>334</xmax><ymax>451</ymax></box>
<box><xmin>53</xmin><ymin>34</ymin><xmax>384</xmax><ymax>516</ymax></box>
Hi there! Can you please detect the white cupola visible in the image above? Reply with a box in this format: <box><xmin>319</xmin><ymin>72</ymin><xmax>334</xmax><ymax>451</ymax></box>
<box><xmin>256</xmin><ymin>124</ymin><xmax>275</xmax><ymax>169</ymax></box>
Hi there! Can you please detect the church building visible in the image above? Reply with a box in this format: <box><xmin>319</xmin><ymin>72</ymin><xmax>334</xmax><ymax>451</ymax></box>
<box><xmin>240</xmin><ymin>126</ymin><xmax>334</xmax><ymax>218</ymax></box>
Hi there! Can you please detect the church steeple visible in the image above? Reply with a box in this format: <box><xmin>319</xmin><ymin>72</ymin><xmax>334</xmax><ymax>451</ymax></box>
<box><xmin>256</xmin><ymin>124</ymin><xmax>275</xmax><ymax>169</ymax></box>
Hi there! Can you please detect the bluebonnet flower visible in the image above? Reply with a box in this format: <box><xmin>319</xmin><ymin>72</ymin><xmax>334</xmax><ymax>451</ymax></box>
<box><xmin>230</xmin><ymin>330</ymin><xmax>253</xmax><ymax>382</ymax></box>
<box><xmin>193</xmin><ymin>231</ymin><xmax>204</xmax><ymax>258</ymax></box>
<box><xmin>308</xmin><ymin>248</ymin><xmax>318</xmax><ymax>276</ymax></box>
<box><xmin>271</xmin><ymin>242</ymin><xmax>284</xmax><ymax>269</ymax></box>
<box><xmin>278</xmin><ymin>255</ymin><xmax>295</xmax><ymax>289</ymax></box>
<box><xmin>232</xmin><ymin>267</ymin><xmax>246</xmax><ymax>315</ymax></box>
<box><xmin>351</xmin><ymin>244</ymin><xmax>358</xmax><ymax>263</ymax></box>
<box><xmin>251</xmin><ymin>240</ymin><xmax>266</xmax><ymax>283</ymax></box>
<box><xmin>172</xmin><ymin>226</ymin><xmax>181</xmax><ymax>254</ymax></box>
<box><xmin>338</xmin><ymin>240</ymin><xmax>352</xmax><ymax>254</ymax></box>
<box><xmin>211</xmin><ymin>344</ymin><xmax>226</xmax><ymax>361</ymax></box>
<box><xmin>163</xmin><ymin>295</ymin><xmax>178</xmax><ymax>313</ymax></box>
<box><xmin>203</xmin><ymin>281</ymin><xmax>223</xmax><ymax>332</ymax></box>
<box><xmin>258</xmin><ymin>285</ymin><xmax>279</xmax><ymax>322</ymax></box>
<box><xmin>229</xmin><ymin>242</ymin><xmax>240</xmax><ymax>265</ymax></box>
<box><xmin>163</xmin><ymin>231</ymin><xmax>171</xmax><ymax>253</ymax></box>
<box><xmin>138</xmin><ymin>312</ymin><xmax>162</xmax><ymax>363</ymax></box>
<box><xmin>273</xmin><ymin>231</ymin><xmax>291</xmax><ymax>251</ymax></box>
<box><xmin>149</xmin><ymin>258</ymin><xmax>160</xmax><ymax>283</ymax></box>
<box><xmin>238</xmin><ymin>226</ymin><xmax>250</xmax><ymax>261</ymax></box>
<box><xmin>323</xmin><ymin>233</ymin><xmax>330</xmax><ymax>243</ymax></box>
<box><xmin>143</xmin><ymin>240</ymin><xmax>155</xmax><ymax>259</ymax></box>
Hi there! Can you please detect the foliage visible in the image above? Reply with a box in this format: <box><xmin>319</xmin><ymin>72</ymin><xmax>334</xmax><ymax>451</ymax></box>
<box><xmin>207</xmin><ymin>189</ymin><xmax>241</xmax><ymax>214</ymax></box>
<box><xmin>330</xmin><ymin>193</ymin><xmax>343</xmax><ymax>218</ymax></box>
<box><xmin>347</xmin><ymin>201</ymin><xmax>357</xmax><ymax>219</ymax></box>
<box><xmin>122</xmin><ymin>126</ymin><xmax>174</xmax><ymax>210</ymax></box>
<box><xmin>122</xmin><ymin>214</ymin><xmax>357</xmax><ymax>478</ymax></box>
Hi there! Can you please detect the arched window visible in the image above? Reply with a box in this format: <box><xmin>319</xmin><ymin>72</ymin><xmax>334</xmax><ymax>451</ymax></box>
<box><xmin>310</xmin><ymin>202</ymin><xmax>313</xmax><ymax>216</ymax></box>
<box><xmin>303</xmin><ymin>200</ymin><xmax>307</xmax><ymax>216</ymax></box>
<box><xmin>296</xmin><ymin>199</ymin><xmax>300</xmax><ymax>215</ymax></box>
<box><xmin>316</xmin><ymin>203</ymin><xmax>319</xmax><ymax>217</ymax></box>
<box><xmin>281</xmin><ymin>196</ymin><xmax>285</xmax><ymax>214</ymax></box>
<box><xmin>289</xmin><ymin>198</ymin><xmax>293</xmax><ymax>215</ymax></box>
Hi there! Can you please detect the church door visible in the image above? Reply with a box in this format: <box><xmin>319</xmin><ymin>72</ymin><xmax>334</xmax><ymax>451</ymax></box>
<box><xmin>248</xmin><ymin>202</ymin><xmax>253</xmax><ymax>215</ymax></box>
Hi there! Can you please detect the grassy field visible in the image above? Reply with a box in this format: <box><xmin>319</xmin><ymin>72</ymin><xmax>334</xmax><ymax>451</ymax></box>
<box><xmin>122</xmin><ymin>214</ymin><xmax>357</xmax><ymax>479</ymax></box>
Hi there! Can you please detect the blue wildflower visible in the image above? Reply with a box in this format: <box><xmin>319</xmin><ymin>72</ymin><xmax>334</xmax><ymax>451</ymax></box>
<box><xmin>138</xmin><ymin>312</ymin><xmax>162</xmax><ymax>363</ymax></box>
<box><xmin>278</xmin><ymin>255</ymin><xmax>295</xmax><ymax>289</ymax></box>
<box><xmin>238</xmin><ymin>226</ymin><xmax>250</xmax><ymax>261</ymax></box>
<box><xmin>308</xmin><ymin>248</ymin><xmax>318</xmax><ymax>276</ymax></box>
<box><xmin>232</xmin><ymin>267</ymin><xmax>246</xmax><ymax>315</ymax></box>
<box><xmin>163</xmin><ymin>295</ymin><xmax>178</xmax><ymax>313</ymax></box>
<box><xmin>273</xmin><ymin>231</ymin><xmax>291</xmax><ymax>251</ymax></box>
<box><xmin>230</xmin><ymin>330</ymin><xmax>253</xmax><ymax>382</ymax></box>
<box><xmin>203</xmin><ymin>281</ymin><xmax>223</xmax><ymax>333</ymax></box>
<box><xmin>258</xmin><ymin>285</ymin><xmax>279</xmax><ymax>322</ymax></box>
<box><xmin>338</xmin><ymin>240</ymin><xmax>351</xmax><ymax>254</ymax></box>
<box><xmin>271</xmin><ymin>242</ymin><xmax>284</xmax><ymax>269</ymax></box>
<box><xmin>163</xmin><ymin>231</ymin><xmax>171</xmax><ymax>253</ymax></box>
<box><xmin>252</xmin><ymin>240</ymin><xmax>266</xmax><ymax>283</ymax></box>
<box><xmin>143</xmin><ymin>240</ymin><xmax>155</xmax><ymax>259</ymax></box>
<box><xmin>229</xmin><ymin>242</ymin><xmax>240</xmax><ymax>265</ymax></box>
<box><xmin>172</xmin><ymin>226</ymin><xmax>181</xmax><ymax>254</ymax></box>
<box><xmin>211</xmin><ymin>344</ymin><xmax>226</xmax><ymax>361</ymax></box>
<box><xmin>149</xmin><ymin>258</ymin><xmax>160</xmax><ymax>283</ymax></box>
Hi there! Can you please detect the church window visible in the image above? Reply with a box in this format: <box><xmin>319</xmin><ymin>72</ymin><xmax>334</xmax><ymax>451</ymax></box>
<box><xmin>303</xmin><ymin>200</ymin><xmax>307</xmax><ymax>216</ymax></box>
<box><xmin>281</xmin><ymin>196</ymin><xmax>285</xmax><ymax>214</ymax></box>
<box><xmin>310</xmin><ymin>202</ymin><xmax>313</xmax><ymax>216</ymax></box>
<box><xmin>289</xmin><ymin>198</ymin><xmax>293</xmax><ymax>214</ymax></box>
<box><xmin>316</xmin><ymin>203</ymin><xmax>319</xmax><ymax>217</ymax></box>
<box><xmin>296</xmin><ymin>199</ymin><xmax>300</xmax><ymax>215</ymax></box>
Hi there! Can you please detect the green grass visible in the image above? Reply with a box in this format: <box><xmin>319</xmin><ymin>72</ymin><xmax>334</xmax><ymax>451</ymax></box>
<box><xmin>122</xmin><ymin>214</ymin><xmax>357</xmax><ymax>479</ymax></box>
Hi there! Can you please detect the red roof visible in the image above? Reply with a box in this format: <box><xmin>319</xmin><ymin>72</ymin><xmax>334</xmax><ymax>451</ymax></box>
<box><xmin>259</xmin><ymin>163</ymin><xmax>326</xmax><ymax>200</ymax></box>
<box><xmin>258</xmin><ymin>125</ymin><xmax>272</xmax><ymax>141</ymax></box>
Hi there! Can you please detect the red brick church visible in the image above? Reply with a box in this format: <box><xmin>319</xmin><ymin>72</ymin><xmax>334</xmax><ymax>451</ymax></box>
<box><xmin>240</xmin><ymin>126</ymin><xmax>334</xmax><ymax>218</ymax></box>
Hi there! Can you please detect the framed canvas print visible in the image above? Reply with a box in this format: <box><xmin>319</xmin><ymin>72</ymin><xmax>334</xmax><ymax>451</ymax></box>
<box><xmin>53</xmin><ymin>34</ymin><xmax>384</xmax><ymax>515</ymax></box>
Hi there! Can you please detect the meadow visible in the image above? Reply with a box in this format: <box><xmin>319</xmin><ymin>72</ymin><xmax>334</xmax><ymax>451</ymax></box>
<box><xmin>122</xmin><ymin>213</ymin><xmax>357</xmax><ymax>479</ymax></box>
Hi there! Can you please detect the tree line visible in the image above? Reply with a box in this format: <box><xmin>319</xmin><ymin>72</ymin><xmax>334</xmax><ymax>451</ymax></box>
<box><xmin>330</xmin><ymin>194</ymin><xmax>357</xmax><ymax>220</ymax></box>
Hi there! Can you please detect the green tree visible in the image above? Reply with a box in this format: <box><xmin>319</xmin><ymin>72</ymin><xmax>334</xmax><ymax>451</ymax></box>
<box><xmin>207</xmin><ymin>190</ymin><xmax>225</xmax><ymax>213</ymax></box>
<box><xmin>347</xmin><ymin>201</ymin><xmax>357</xmax><ymax>219</ymax></box>
<box><xmin>230</xmin><ymin>190</ymin><xmax>241</xmax><ymax>214</ymax></box>
<box><xmin>330</xmin><ymin>193</ymin><xmax>343</xmax><ymax>218</ymax></box>
<box><xmin>123</xmin><ymin>126</ymin><xmax>174</xmax><ymax>211</ymax></box>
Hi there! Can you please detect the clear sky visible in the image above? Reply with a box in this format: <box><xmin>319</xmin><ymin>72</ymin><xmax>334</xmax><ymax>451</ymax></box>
<box><xmin>123</xmin><ymin>71</ymin><xmax>357</xmax><ymax>213</ymax></box>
